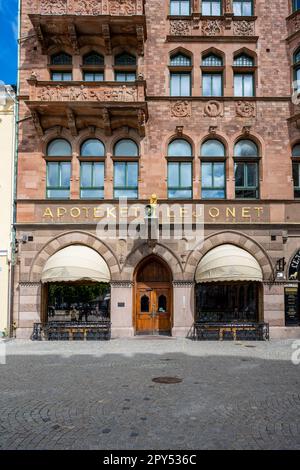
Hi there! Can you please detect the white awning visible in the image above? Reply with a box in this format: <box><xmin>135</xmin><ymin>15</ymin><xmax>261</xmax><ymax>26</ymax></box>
<box><xmin>41</xmin><ymin>245</ymin><xmax>111</xmax><ymax>284</ymax></box>
<box><xmin>195</xmin><ymin>244</ymin><xmax>263</xmax><ymax>283</ymax></box>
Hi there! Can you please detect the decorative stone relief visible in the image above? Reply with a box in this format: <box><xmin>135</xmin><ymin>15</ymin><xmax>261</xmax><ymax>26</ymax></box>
<box><xmin>171</xmin><ymin>101</ymin><xmax>192</xmax><ymax>118</ymax></box>
<box><xmin>204</xmin><ymin>100</ymin><xmax>223</xmax><ymax>117</ymax></box>
<box><xmin>236</xmin><ymin>101</ymin><xmax>256</xmax><ymax>118</ymax></box>
<box><xmin>74</xmin><ymin>0</ymin><xmax>103</xmax><ymax>15</ymax></box>
<box><xmin>109</xmin><ymin>0</ymin><xmax>136</xmax><ymax>15</ymax></box>
<box><xmin>40</xmin><ymin>0</ymin><xmax>67</xmax><ymax>14</ymax></box>
<box><xmin>233</xmin><ymin>20</ymin><xmax>255</xmax><ymax>36</ymax></box>
<box><xmin>287</xmin><ymin>14</ymin><xmax>300</xmax><ymax>36</ymax></box>
<box><xmin>170</xmin><ymin>20</ymin><xmax>191</xmax><ymax>36</ymax></box>
<box><xmin>202</xmin><ymin>20</ymin><xmax>224</xmax><ymax>36</ymax></box>
<box><xmin>38</xmin><ymin>84</ymin><xmax>138</xmax><ymax>102</ymax></box>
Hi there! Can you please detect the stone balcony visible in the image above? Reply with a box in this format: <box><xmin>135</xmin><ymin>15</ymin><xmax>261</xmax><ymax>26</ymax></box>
<box><xmin>30</xmin><ymin>0</ymin><xmax>146</xmax><ymax>55</ymax></box>
<box><xmin>25</xmin><ymin>77</ymin><xmax>148</xmax><ymax>136</ymax></box>
<box><xmin>167</xmin><ymin>16</ymin><xmax>257</xmax><ymax>42</ymax></box>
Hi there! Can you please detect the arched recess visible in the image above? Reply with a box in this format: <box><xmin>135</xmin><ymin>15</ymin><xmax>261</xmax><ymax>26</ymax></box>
<box><xmin>29</xmin><ymin>231</ymin><xmax>120</xmax><ymax>283</ymax></box>
<box><xmin>134</xmin><ymin>254</ymin><xmax>173</xmax><ymax>335</ymax></box>
<box><xmin>122</xmin><ymin>242</ymin><xmax>183</xmax><ymax>281</ymax></box>
<box><xmin>186</xmin><ymin>230</ymin><xmax>274</xmax><ymax>281</ymax></box>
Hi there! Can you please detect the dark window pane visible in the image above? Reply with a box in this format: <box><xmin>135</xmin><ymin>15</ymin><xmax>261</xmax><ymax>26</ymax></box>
<box><xmin>83</xmin><ymin>52</ymin><xmax>104</xmax><ymax>66</ymax></box>
<box><xmin>84</xmin><ymin>72</ymin><xmax>104</xmax><ymax>81</ymax></box>
<box><xmin>115</xmin><ymin>53</ymin><xmax>136</xmax><ymax>66</ymax></box>
<box><xmin>51</xmin><ymin>53</ymin><xmax>72</xmax><ymax>65</ymax></box>
<box><xmin>115</xmin><ymin>72</ymin><xmax>136</xmax><ymax>82</ymax></box>
<box><xmin>235</xmin><ymin>162</ymin><xmax>244</xmax><ymax>186</ymax></box>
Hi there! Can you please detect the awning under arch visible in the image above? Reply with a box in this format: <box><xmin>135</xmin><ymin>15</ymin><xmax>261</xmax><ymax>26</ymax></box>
<box><xmin>195</xmin><ymin>244</ymin><xmax>263</xmax><ymax>283</ymax></box>
<box><xmin>41</xmin><ymin>245</ymin><xmax>111</xmax><ymax>284</ymax></box>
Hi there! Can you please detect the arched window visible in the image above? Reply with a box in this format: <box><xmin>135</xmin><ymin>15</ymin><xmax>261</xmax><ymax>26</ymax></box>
<box><xmin>141</xmin><ymin>295</ymin><xmax>150</xmax><ymax>312</ymax></box>
<box><xmin>80</xmin><ymin>139</ymin><xmax>105</xmax><ymax>199</ymax></box>
<box><xmin>51</xmin><ymin>53</ymin><xmax>72</xmax><ymax>66</ymax></box>
<box><xmin>83</xmin><ymin>52</ymin><xmax>104</xmax><ymax>66</ymax></box>
<box><xmin>81</xmin><ymin>139</ymin><xmax>105</xmax><ymax>157</ymax></box>
<box><xmin>202</xmin><ymin>0</ymin><xmax>221</xmax><ymax>15</ymax></box>
<box><xmin>234</xmin><ymin>139</ymin><xmax>259</xmax><ymax>199</ymax></box>
<box><xmin>113</xmin><ymin>139</ymin><xmax>139</xmax><ymax>199</ymax></box>
<box><xmin>201</xmin><ymin>140</ymin><xmax>225</xmax><ymax>199</ymax></box>
<box><xmin>234</xmin><ymin>54</ymin><xmax>254</xmax><ymax>67</ymax></box>
<box><xmin>114</xmin><ymin>139</ymin><xmax>139</xmax><ymax>157</ymax></box>
<box><xmin>202</xmin><ymin>54</ymin><xmax>223</xmax><ymax>67</ymax></box>
<box><xmin>233</xmin><ymin>0</ymin><xmax>253</xmax><ymax>16</ymax></box>
<box><xmin>50</xmin><ymin>53</ymin><xmax>72</xmax><ymax>81</ymax></box>
<box><xmin>115</xmin><ymin>53</ymin><xmax>137</xmax><ymax>82</ymax></box>
<box><xmin>167</xmin><ymin>139</ymin><xmax>192</xmax><ymax>199</ymax></box>
<box><xmin>170</xmin><ymin>0</ymin><xmax>191</xmax><ymax>15</ymax></box>
<box><xmin>292</xmin><ymin>144</ymin><xmax>300</xmax><ymax>198</ymax></box>
<box><xmin>168</xmin><ymin>139</ymin><xmax>192</xmax><ymax>157</ymax></box>
<box><xmin>170</xmin><ymin>53</ymin><xmax>191</xmax><ymax>67</ymax></box>
<box><xmin>169</xmin><ymin>53</ymin><xmax>192</xmax><ymax>97</ymax></box>
<box><xmin>202</xmin><ymin>54</ymin><xmax>223</xmax><ymax>97</ymax></box>
<box><xmin>47</xmin><ymin>139</ymin><xmax>72</xmax><ymax>157</ymax></box>
<box><xmin>82</xmin><ymin>52</ymin><xmax>105</xmax><ymax>81</ymax></box>
<box><xmin>234</xmin><ymin>54</ymin><xmax>255</xmax><ymax>97</ymax></box>
<box><xmin>46</xmin><ymin>139</ymin><xmax>72</xmax><ymax>199</ymax></box>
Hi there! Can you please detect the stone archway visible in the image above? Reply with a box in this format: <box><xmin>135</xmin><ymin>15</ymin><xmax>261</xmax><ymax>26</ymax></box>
<box><xmin>186</xmin><ymin>230</ymin><xmax>274</xmax><ymax>281</ymax></box>
<box><xmin>29</xmin><ymin>231</ymin><xmax>120</xmax><ymax>283</ymax></box>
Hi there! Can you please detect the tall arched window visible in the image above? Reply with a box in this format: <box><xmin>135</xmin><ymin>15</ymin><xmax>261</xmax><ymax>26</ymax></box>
<box><xmin>115</xmin><ymin>53</ymin><xmax>137</xmax><ymax>82</ymax></box>
<box><xmin>234</xmin><ymin>53</ymin><xmax>255</xmax><ymax>97</ymax></box>
<box><xmin>201</xmin><ymin>140</ymin><xmax>226</xmax><ymax>199</ymax></box>
<box><xmin>170</xmin><ymin>53</ymin><xmax>192</xmax><ymax>97</ymax></box>
<box><xmin>80</xmin><ymin>139</ymin><xmax>105</xmax><ymax>199</ymax></box>
<box><xmin>170</xmin><ymin>0</ymin><xmax>191</xmax><ymax>15</ymax></box>
<box><xmin>82</xmin><ymin>52</ymin><xmax>104</xmax><ymax>82</ymax></box>
<box><xmin>202</xmin><ymin>54</ymin><xmax>223</xmax><ymax>97</ymax></box>
<box><xmin>167</xmin><ymin>139</ymin><xmax>192</xmax><ymax>199</ymax></box>
<box><xmin>233</xmin><ymin>1</ymin><xmax>253</xmax><ymax>16</ymax></box>
<box><xmin>202</xmin><ymin>0</ymin><xmax>221</xmax><ymax>15</ymax></box>
<box><xmin>292</xmin><ymin>144</ymin><xmax>300</xmax><ymax>198</ymax></box>
<box><xmin>46</xmin><ymin>139</ymin><xmax>72</xmax><ymax>199</ymax></box>
<box><xmin>113</xmin><ymin>139</ymin><xmax>139</xmax><ymax>199</ymax></box>
<box><xmin>234</xmin><ymin>139</ymin><xmax>259</xmax><ymax>199</ymax></box>
<box><xmin>50</xmin><ymin>53</ymin><xmax>72</xmax><ymax>81</ymax></box>
<box><xmin>293</xmin><ymin>49</ymin><xmax>300</xmax><ymax>93</ymax></box>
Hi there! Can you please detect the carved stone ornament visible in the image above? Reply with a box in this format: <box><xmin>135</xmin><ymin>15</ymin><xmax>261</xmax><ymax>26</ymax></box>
<box><xmin>170</xmin><ymin>20</ymin><xmax>191</xmax><ymax>36</ymax></box>
<box><xmin>288</xmin><ymin>14</ymin><xmax>300</xmax><ymax>36</ymax></box>
<box><xmin>40</xmin><ymin>0</ymin><xmax>67</xmax><ymax>15</ymax></box>
<box><xmin>236</xmin><ymin>101</ymin><xmax>256</xmax><ymax>118</ymax></box>
<box><xmin>110</xmin><ymin>0</ymin><xmax>136</xmax><ymax>16</ymax></box>
<box><xmin>233</xmin><ymin>20</ymin><xmax>255</xmax><ymax>36</ymax></box>
<box><xmin>74</xmin><ymin>0</ymin><xmax>103</xmax><ymax>16</ymax></box>
<box><xmin>202</xmin><ymin>20</ymin><xmax>224</xmax><ymax>36</ymax></box>
<box><xmin>40</xmin><ymin>0</ymin><xmax>103</xmax><ymax>15</ymax></box>
<box><xmin>38</xmin><ymin>84</ymin><xmax>138</xmax><ymax>102</ymax></box>
<box><xmin>204</xmin><ymin>100</ymin><xmax>223</xmax><ymax>118</ymax></box>
<box><xmin>171</xmin><ymin>101</ymin><xmax>192</xmax><ymax>118</ymax></box>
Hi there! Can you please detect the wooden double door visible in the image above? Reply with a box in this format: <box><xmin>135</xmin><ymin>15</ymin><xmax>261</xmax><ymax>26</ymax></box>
<box><xmin>136</xmin><ymin>283</ymin><xmax>172</xmax><ymax>335</ymax></box>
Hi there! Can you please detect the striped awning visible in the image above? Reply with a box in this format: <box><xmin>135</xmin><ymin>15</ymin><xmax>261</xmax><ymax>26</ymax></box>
<box><xmin>195</xmin><ymin>244</ymin><xmax>263</xmax><ymax>283</ymax></box>
<box><xmin>41</xmin><ymin>245</ymin><xmax>110</xmax><ymax>283</ymax></box>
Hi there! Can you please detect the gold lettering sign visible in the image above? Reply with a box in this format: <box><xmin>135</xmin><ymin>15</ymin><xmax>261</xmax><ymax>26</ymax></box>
<box><xmin>209</xmin><ymin>207</ymin><xmax>220</xmax><ymax>218</ymax></box>
<box><xmin>226</xmin><ymin>207</ymin><xmax>236</xmax><ymax>218</ymax></box>
<box><xmin>70</xmin><ymin>207</ymin><xmax>80</xmax><ymax>218</ymax></box>
<box><xmin>43</xmin><ymin>208</ymin><xmax>54</xmax><ymax>218</ymax></box>
<box><xmin>57</xmin><ymin>207</ymin><xmax>66</xmax><ymax>218</ymax></box>
<box><xmin>242</xmin><ymin>207</ymin><xmax>251</xmax><ymax>218</ymax></box>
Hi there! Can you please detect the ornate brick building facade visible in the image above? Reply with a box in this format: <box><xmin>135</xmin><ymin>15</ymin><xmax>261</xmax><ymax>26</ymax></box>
<box><xmin>15</xmin><ymin>0</ymin><xmax>300</xmax><ymax>339</ymax></box>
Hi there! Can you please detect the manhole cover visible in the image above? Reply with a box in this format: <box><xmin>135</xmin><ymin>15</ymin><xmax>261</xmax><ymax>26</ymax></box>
<box><xmin>152</xmin><ymin>376</ymin><xmax>182</xmax><ymax>384</ymax></box>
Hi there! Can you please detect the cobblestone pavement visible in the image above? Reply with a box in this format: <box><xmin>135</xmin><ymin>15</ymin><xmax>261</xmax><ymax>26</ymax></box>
<box><xmin>0</xmin><ymin>338</ymin><xmax>300</xmax><ymax>450</ymax></box>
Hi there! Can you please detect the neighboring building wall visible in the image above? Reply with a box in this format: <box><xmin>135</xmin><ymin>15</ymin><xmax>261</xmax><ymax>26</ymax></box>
<box><xmin>0</xmin><ymin>85</ymin><xmax>15</xmax><ymax>336</ymax></box>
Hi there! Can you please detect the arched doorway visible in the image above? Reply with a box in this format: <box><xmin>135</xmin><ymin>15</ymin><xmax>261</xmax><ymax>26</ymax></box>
<box><xmin>134</xmin><ymin>256</ymin><xmax>173</xmax><ymax>335</ymax></box>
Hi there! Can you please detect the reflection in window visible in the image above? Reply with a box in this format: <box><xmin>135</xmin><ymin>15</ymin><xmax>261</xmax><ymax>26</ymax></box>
<box><xmin>47</xmin><ymin>162</ymin><xmax>71</xmax><ymax>199</ymax></box>
<box><xmin>293</xmin><ymin>0</ymin><xmax>300</xmax><ymax>12</ymax></box>
<box><xmin>158</xmin><ymin>295</ymin><xmax>167</xmax><ymax>312</ymax></box>
<box><xmin>202</xmin><ymin>0</ymin><xmax>221</xmax><ymax>16</ymax></box>
<box><xmin>47</xmin><ymin>139</ymin><xmax>72</xmax><ymax>157</ymax></box>
<box><xmin>114</xmin><ymin>139</ymin><xmax>139</xmax><ymax>157</ymax></box>
<box><xmin>202</xmin><ymin>73</ymin><xmax>223</xmax><ymax>97</ymax></box>
<box><xmin>80</xmin><ymin>162</ymin><xmax>104</xmax><ymax>199</ymax></box>
<box><xmin>202</xmin><ymin>162</ymin><xmax>225</xmax><ymax>199</ymax></box>
<box><xmin>168</xmin><ymin>139</ymin><xmax>192</xmax><ymax>157</ymax></box>
<box><xmin>170</xmin><ymin>73</ymin><xmax>191</xmax><ymax>96</ymax></box>
<box><xmin>168</xmin><ymin>162</ymin><xmax>192</xmax><ymax>199</ymax></box>
<box><xmin>114</xmin><ymin>162</ymin><xmax>138</xmax><ymax>199</ymax></box>
<box><xmin>233</xmin><ymin>0</ymin><xmax>253</xmax><ymax>16</ymax></box>
<box><xmin>170</xmin><ymin>0</ymin><xmax>191</xmax><ymax>15</ymax></box>
<box><xmin>234</xmin><ymin>73</ymin><xmax>254</xmax><ymax>96</ymax></box>
<box><xmin>81</xmin><ymin>139</ymin><xmax>105</xmax><ymax>157</ymax></box>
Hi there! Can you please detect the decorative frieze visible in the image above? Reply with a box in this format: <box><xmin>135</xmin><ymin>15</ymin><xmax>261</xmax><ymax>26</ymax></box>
<box><xmin>204</xmin><ymin>100</ymin><xmax>223</xmax><ymax>118</ymax></box>
<box><xmin>170</xmin><ymin>20</ymin><xmax>191</xmax><ymax>36</ymax></box>
<box><xmin>39</xmin><ymin>0</ymin><xmax>143</xmax><ymax>16</ymax></box>
<box><xmin>236</xmin><ymin>101</ymin><xmax>256</xmax><ymax>118</ymax></box>
<box><xmin>202</xmin><ymin>19</ymin><xmax>224</xmax><ymax>36</ymax></box>
<box><xmin>171</xmin><ymin>101</ymin><xmax>192</xmax><ymax>118</ymax></box>
<box><xmin>233</xmin><ymin>20</ymin><xmax>255</xmax><ymax>36</ymax></box>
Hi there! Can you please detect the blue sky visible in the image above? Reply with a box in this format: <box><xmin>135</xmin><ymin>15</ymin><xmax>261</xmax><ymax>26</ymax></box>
<box><xmin>0</xmin><ymin>0</ymin><xmax>18</xmax><ymax>85</ymax></box>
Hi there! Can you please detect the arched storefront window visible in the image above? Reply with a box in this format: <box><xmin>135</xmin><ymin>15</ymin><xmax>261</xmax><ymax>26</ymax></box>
<box><xmin>201</xmin><ymin>139</ymin><xmax>225</xmax><ymax>199</ymax></box>
<box><xmin>113</xmin><ymin>139</ymin><xmax>139</xmax><ymax>198</ymax></box>
<box><xmin>46</xmin><ymin>139</ymin><xmax>72</xmax><ymax>199</ymax></box>
<box><xmin>80</xmin><ymin>139</ymin><xmax>105</xmax><ymax>199</ymax></box>
<box><xmin>234</xmin><ymin>139</ymin><xmax>259</xmax><ymax>199</ymax></box>
<box><xmin>167</xmin><ymin>139</ymin><xmax>192</xmax><ymax>199</ymax></box>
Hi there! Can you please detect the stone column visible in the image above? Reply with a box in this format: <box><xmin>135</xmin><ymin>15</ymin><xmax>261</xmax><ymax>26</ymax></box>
<box><xmin>172</xmin><ymin>281</ymin><xmax>195</xmax><ymax>337</ymax></box>
<box><xmin>263</xmin><ymin>282</ymin><xmax>285</xmax><ymax>326</ymax></box>
<box><xmin>110</xmin><ymin>281</ymin><xmax>134</xmax><ymax>337</ymax></box>
<box><xmin>16</xmin><ymin>282</ymin><xmax>42</xmax><ymax>339</ymax></box>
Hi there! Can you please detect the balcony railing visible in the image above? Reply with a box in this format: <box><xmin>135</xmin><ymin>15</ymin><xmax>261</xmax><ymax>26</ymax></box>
<box><xmin>35</xmin><ymin>0</ymin><xmax>145</xmax><ymax>16</ymax></box>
